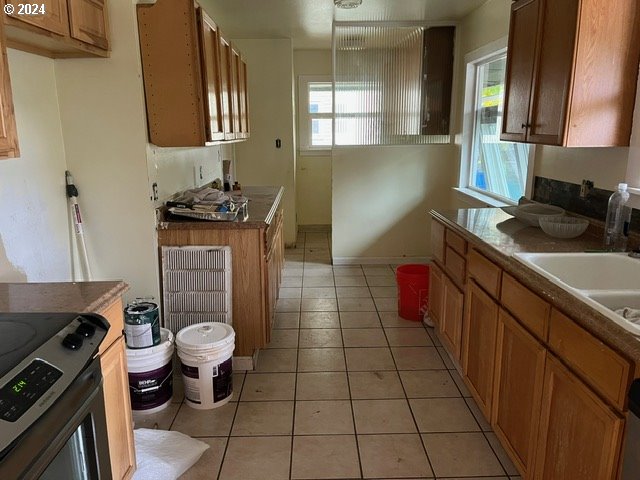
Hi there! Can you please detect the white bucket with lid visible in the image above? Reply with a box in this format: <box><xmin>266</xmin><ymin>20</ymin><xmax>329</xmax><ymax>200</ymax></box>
<box><xmin>126</xmin><ymin>328</ymin><xmax>174</xmax><ymax>414</ymax></box>
<box><xmin>176</xmin><ymin>322</ymin><xmax>235</xmax><ymax>410</ymax></box>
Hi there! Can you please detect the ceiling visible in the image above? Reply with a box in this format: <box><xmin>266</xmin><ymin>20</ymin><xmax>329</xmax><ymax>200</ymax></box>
<box><xmin>200</xmin><ymin>0</ymin><xmax>488</xmax><ymax>49</ymax></box>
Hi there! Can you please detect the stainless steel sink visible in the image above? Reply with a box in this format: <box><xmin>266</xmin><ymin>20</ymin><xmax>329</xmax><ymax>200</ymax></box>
<box><xmin>514</xmin><ymin>252</ymin><xmax>640</xmax><ymax>336</ymax></box>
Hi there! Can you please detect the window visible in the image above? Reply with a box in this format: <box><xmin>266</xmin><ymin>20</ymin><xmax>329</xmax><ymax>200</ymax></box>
<box><xmin>460</xmin><ymin>43</ymin><xmax>533</xmax><ymax>204</ymax></box>
<box><xmin>298</xmin><ymin>76</ymin><xmax>333</xmax><ymax>152</ymax></box>
<box><xmin>333</xmin><ymin>23</ymin><xmax>455</xmax><ymax>146</ymax></box>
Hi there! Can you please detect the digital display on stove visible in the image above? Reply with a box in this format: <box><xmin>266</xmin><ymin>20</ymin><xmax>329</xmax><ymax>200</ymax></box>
<box><xmin>0</xmin><ymin>360</ymin><xmax>62</xmax><ymax>423</ymax></box>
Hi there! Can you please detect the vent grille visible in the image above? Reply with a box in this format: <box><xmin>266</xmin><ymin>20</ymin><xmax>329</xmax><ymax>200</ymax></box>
<box><xmin>161</xmin><ymin>246</ymin><xmax>232</xmax><ymax>334</ymax></box>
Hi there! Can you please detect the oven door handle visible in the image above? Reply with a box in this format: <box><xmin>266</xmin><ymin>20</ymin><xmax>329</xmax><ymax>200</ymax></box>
<box><xmin>0</xmin><ymin>358</ymin><xmax>112</xmax><ymax>479</ymax></box>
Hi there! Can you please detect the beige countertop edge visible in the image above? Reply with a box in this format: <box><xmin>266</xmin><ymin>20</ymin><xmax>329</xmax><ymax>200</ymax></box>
<box><xmin>82</xmin><ymin>281</ymin><xmax>130</xmax><ymax>314</ymax></box>
<box><xmin>431</xmin><ymin>210</ymin><xmax>640</xmax><ymax>370</ymax></box>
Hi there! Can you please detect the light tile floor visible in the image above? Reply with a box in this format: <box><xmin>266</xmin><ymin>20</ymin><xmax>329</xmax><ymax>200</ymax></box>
<box><xmin>134</xmin><ymin>231</ymin><xmax>522</xmax><ymax>480</ymax></box>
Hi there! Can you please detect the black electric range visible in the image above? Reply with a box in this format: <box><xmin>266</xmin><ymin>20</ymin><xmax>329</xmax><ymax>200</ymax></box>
<box><xmin>0</xmin><ymin>313</ymin><xmax>109</xmax><ymax>456</ymax></box>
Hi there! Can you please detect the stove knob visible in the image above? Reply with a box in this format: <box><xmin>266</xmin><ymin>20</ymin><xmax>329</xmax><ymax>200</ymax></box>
<box><xmin>62</xmin><ymin>333</ymin><xmax>84</xmax><ymax>350</ymax></box>
<box><xmin>76</xmin><ymin>322</ymin><xmax>96</xmax><ymax>338</ymax></box>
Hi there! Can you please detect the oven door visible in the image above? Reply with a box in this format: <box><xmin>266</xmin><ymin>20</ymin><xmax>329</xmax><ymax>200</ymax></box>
<box><xmin>0</xmin><ymin>358</ymin><xmax>112</xmax><ymax>480</ymax></box>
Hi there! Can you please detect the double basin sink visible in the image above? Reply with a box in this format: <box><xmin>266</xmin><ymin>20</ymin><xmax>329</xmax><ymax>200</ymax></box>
<box><xmin>514</xmin><ymin>252</ymin><xmax>640</xmax><ymax>337</ymax></box>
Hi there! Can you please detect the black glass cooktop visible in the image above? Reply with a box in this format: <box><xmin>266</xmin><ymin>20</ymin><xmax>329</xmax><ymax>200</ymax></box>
<box><xmin>0</xmin><ymin>314</ymin><xmax>78</xmax><ymax>379</ymax></box>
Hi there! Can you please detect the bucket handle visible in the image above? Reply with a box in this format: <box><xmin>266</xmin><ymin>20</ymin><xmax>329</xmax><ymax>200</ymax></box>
<box><xmin>129</xmin><ymin>369</ymin><xmax>173</xmax><ymax>394</ymax></box>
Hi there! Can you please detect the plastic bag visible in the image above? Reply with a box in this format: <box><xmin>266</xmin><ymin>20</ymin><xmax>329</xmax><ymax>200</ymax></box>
<box><xmin>132</xmin><ymin>429</ymin><xmax>210</xmax><ymax>480</ymax></box>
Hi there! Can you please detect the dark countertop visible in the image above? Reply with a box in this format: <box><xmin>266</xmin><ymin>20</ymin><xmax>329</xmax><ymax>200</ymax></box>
<box><xmin>157</xmin><ymin>186</ymin><xmax>284</xmax><ymax>230</ymax></box>
<box><xmin>432</xmin><ymin>208</ymin><xmax>640</xmax><ymax>368</ymax></box>
<box><xmin>0</xmin><ymin>281</ymin><xmax>129</xmax><ymax>314</ymax></box>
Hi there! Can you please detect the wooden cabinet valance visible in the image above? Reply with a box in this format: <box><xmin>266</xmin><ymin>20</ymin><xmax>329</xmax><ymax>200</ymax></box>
<box><xmin>137</xmin><ymin>0</ymin><xmax>250</xmax><ymax>147</ymax></box>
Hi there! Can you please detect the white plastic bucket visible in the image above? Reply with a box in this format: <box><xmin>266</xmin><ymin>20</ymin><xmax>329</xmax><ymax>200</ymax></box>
<box><xmin>176</xmin><ymin>323</ymin><xmax>235</xmax><ymax>410</ymax></box>
<box><xmin>126</xmin><ymin>328</ymin><xmax>174</xmax><ymax>414</ymax></box>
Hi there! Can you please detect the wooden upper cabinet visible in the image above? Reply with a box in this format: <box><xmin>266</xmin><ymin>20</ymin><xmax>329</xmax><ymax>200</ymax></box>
<box><xmin>4</xmin><ymin>0</ymin><xmax>69</xmax><ymax>36</ymax></box>
<box><xmin>501</xmin><ymin>0</ymin><xmax>640</xmax><ymax>146</ymax></box>
<box><xmin>0</xmin><ymin>19</ymin><xmax>19</xmax><ymax>159</ymax></box>
<box><xmin>534</xmin><ymin>354</ymin><xmax>624</xmax><ymax>480</ymax></box>
<box><xmin>3</xmin><ymin>0</ymin><xmax>109</xmax><ymax>57</ymax></box>
<box><xmin>218</xmin><ymin>34</ymin><xmax>235</xmax><ymax>141</ymax></box>
<box><xmin>67</xmin><ymin>0</ymin><xmax>109</xmax><ymax>50</ymax></box>
<box><xmin>238</xmin><ymin>57</ymin><xmax>250</xmax><ymax>137</ymax></box>
<box><xmin>137</xmin><ymin>0</ymin><xmax>249</xmax><ymax>147</ymax></box>
<box><xmin>197</xmin><ymin>9</ymin><xmax>225</xmax><ymax>142</ymax></box>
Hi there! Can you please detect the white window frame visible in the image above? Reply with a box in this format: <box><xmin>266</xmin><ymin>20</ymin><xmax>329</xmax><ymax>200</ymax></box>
<box><xmin>297</xmin><ymin>75</ymin><xmax>333</xmax><ymax>155</ymax></box>
<box><xmin>457</xmin><ymin>37</ymin><xmax>536</xmax><ymax>207</ymax></box>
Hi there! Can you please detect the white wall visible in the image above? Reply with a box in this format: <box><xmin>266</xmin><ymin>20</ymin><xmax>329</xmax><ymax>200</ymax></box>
<box><xmin>0</xmin><ymin>50</ymin><xmax>70</xmax><ymax>282</ymax></box>
<box><xmin>233</xmin><ymin>39</ymin><xmax>297</xmax><ymax>245</ymax></box>
<box><xmin>332</xmin><ymin>145</ymin><xmax>456</xmax><ymax>262</ymax></box>
<box><xmin>294</xmin><ymin>49</ymin><xmax>332</xmax><ymax>226</ymax></box>
<box><xmin>54</xmin><ymin>0</ymin><xmax>227</xmax><ymax>301</ymax></box>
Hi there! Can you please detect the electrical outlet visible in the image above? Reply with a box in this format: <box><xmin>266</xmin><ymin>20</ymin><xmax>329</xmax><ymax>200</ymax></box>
<box><xmin>580</xmin><ymin>179</ymin><xmax>594</xmax><ymax>198</ymax></box>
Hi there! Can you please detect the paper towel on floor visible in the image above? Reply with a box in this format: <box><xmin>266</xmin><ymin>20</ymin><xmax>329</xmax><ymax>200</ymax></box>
<box><xmin>615</xmin><ymin>307</ymin><xmax>640</xmax><ymax>324</ymax></box>
<box><xmin>132</xmin><ymin>429</ymin><xmax>209</xmax><ymax>480</ymax></box>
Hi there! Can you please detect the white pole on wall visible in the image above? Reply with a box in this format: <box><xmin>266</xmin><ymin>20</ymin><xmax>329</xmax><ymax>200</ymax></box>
<box><xmin>66</xmin><ymin>171</ymin><xmax>93</xmax><ymax>281</ymax></box>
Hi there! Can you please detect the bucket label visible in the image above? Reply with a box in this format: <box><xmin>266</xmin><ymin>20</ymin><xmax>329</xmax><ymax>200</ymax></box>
<box><xmin>128</xmin><ymin>362</ymin><xmax>173</xmax><ymax>411</ymax></box>
<box><xmin>213</xmin><ymin>358</ymin><xmax>233</xmax><ymax>403</ymax></box>
<box><xmin>125</xmin><ymin>323</ymin><xmax>155</xmax><ymax>349</ymax></box>
<box><xmin>181</xmin><ymin>363</ymin><xmax>201</xmax><ymax>404</ymax></box>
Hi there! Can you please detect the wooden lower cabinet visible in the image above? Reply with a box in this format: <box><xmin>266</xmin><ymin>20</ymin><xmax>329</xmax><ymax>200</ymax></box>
<box><xmin>534</xmin><ymin>354</ymin><xmax>624</xmax><ymax>480</ymax></box>
<box><xmin>428</xmin><ymin>263</ymin><xmax>444</xmax><ymax>328</ymax></box>
<box><xmin>462</xmin><ymin>279</ymin><xmax>499</xmax><ymax>418</ymax></box>
<box><xmin>265</xmin><ymin>213</ymin><xmax>284</xmax><ymax>343</ymax></box>
<box><xmin>440</xmin><ymin>274</ymin><xmax>463</xmax><ymax>361</ymax></box>
<box><xmin>492</xmin><ymin>308</ymin><xmax>546</xmax><ymax>477</ymax></box>
<box><xmin>100</xmin><ymin>336</ymin><xmax>136</xmax><ymax>480</ymax></box>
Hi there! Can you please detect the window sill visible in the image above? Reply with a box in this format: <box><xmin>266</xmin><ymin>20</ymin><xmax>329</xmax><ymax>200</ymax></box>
<box><xmin>453</xmin><ymin>187</ymin><xmax>514</xmax><ymax>208</ymax></box>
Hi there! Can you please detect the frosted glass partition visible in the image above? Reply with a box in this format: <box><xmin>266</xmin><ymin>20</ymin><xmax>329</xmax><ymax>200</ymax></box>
<box><xmin>333</xmin><ymin>23</ymin><xmax>454</xmax><ymax>146</ymax></box>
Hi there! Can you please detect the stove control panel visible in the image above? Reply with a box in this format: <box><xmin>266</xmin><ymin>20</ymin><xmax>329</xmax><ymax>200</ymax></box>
<box><xmin>0</xmin><ymin>360</ymin><xmax>62</xmax><ymax>423</ymax></box>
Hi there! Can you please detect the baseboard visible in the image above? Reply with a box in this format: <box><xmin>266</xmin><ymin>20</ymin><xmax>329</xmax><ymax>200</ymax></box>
<box><xmin>233</xmin><ymin>355</ymin><xmax>255</xmax><ymax>371</ymax></box>
<box><xmin>332</xmin><ymin>256</ymin><xmax>432</xmax><ymax>265</ymax></box>
<box><xmin>298</xmin><ymin>224</ymin><xmax>332</xmax><ymax>233</ymax></box>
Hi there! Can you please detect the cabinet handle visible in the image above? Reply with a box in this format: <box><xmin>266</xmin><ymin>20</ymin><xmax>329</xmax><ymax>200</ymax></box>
<box><xmin>521</xmin><ymin>123</ymin><xmax>528</xmax><ymax>129</ymax></box>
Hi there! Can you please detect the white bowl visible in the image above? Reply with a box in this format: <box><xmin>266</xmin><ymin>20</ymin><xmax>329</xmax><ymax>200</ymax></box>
<box><xmin>501</xmin><ymin>204</ymin><xmax>565</xmax><ymax>227</ymax></box>
<box><xmin>539</xmin><ymin>216</ymin><xmax>589</xmax><ymax>239</ymax></box>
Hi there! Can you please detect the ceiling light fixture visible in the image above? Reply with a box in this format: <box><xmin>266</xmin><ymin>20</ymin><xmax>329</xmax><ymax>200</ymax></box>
<box><xmin>334</xmin><ymin>0</ymin><xmax>362</xmax><ymax>9</ymax></box>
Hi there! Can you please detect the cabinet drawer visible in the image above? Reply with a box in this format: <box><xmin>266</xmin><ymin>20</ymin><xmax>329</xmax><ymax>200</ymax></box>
<box><xmin>501</xmin><ymin>274</ymin><xmax>549</xmax><ymax>341</ymax></box>
<box><xmin>98</xmin><ymin>297</ymin><xmax>124</xmax><ymax>355</ymax></box>
<box><xmin>467</xmin><ymin>248</ymin><xmax>501</xmax><ymax>299</ymax></box>
<box><xmin>445</xmin><ymin>246</ymin><xmax>466</xmax><ymax>286</ymax></box>
<box><xmin>445</xmin><ymin>228</ymin><xmax>467</xmax><ymax>256</ymax></box>
<box><xmin>265</xmin><ymin>208</ymin><xmax>283</xmax><ymax>253</ymax></box>
<box><xmin>548</xmin><ymin>309</ymin><xmax>631</xmax><ymax>410</ymax></box>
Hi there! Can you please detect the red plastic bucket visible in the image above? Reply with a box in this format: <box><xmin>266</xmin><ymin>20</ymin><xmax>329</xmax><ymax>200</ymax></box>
<box><xmin>396</xmin><ymin>264</ymin><xmax>430</xmax><ymax>321</ymax></box>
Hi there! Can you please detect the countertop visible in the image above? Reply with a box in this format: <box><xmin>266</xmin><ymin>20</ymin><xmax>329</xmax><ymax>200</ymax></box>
<box><xmin>0</xmin><ymin>281</ymin><xmax>129</xmax><ymax>314</ymax></box>
<box><xmin>432</xmin><ymin>208</ymin><xmax>640</xmax><ymax>367</ymax></box>
<box><xmin>158</xmin><ymin>186</ymin><xmax>284</xmax><ymax>230</ymax></box>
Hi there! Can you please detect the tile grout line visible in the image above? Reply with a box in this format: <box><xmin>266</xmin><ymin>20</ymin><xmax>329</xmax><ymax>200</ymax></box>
<box><xmin>215</xmin><ymin>373</ymin><xmax>243</xmax><ymax>480</ymax></box>
<box><xmin>336</xmin><ymin>261</ymin><xmax>365</xmax><ymax>479</ymax></box>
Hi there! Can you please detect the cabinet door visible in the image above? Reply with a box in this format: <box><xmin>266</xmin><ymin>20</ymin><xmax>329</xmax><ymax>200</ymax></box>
<box><xmin>0</xmin><ymin>20</ymin><xmax>19</xmax><ymax>159</ymax></box>
<box><xmin>428</xmin><ymin>263</ymin><xmax>444</xmax><ymax>328</ymax></box>
<box><xmin>101</xmin><ymin>337</ymin><xmax>136</xmax><ymax>480</ymax></box>
<box><xmin>440</xmin><ymin>275</ymin><xmax>463</xmax><ymax>361</ymax></box>
<box><xmin>197</xmin><ymin>9</ymin><xmax>225</xmax><ymax>142</ymax></box>
<box><xmin>67</xmin><ymin>0</ymin><xmax>109</xmax><ymax>50</ymax></box>
<box><xmin>237</xmin><ymin>57</ymin><xmax>249</xmax><ymax>138</ymax></box>
<box><xmin>230</xmin><ymin>47</ymin><xmax>241</xmax><ymax>137</ymax></box>
<box><xmin>219</xmin><ymin>35</ymin><xmax>236</xmax><ymax>140</ymax></box>
<box><xmin>462</xmin><ymin>280</ymin><xmax>499</xmax><ymax>418</ymax></box>
<box><xmin>4</xmin><ymin>0</ymin><xmax>69</xmax><ymax>36</ymax></box>
<box><xmin>534</xmin><ymin>354</ymin><xmax>624</xmax><ymax>480</ymax></box>
<box><xmin>493</xmin><ymin>309</ymin><xmax>546</xmax><ymax>477</ymax></box>
<box><xmin>526</xmin><ymin>0</ymin><xmax>579</xmax><ymax>145</ymax></box>
<box><xmin>501</xmin><ymin>0</ymin><xmax>539</xmax><ymax>142</ymax></box>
